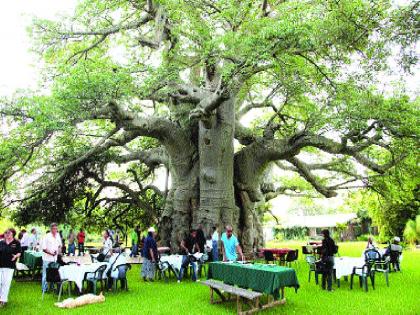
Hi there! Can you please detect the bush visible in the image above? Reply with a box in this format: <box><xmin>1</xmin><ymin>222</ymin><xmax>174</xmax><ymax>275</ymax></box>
<box><xmin>403</xmin><ymin>217</ymin><xmax>419</xmax><ymax>245</ymax></box>
<box><xmin>356</xmin><ymin>234</ymin><xmax>370</xmax><ymax>242</ymax></box>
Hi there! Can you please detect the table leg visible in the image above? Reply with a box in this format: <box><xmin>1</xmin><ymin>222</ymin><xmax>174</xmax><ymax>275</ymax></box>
<box><xmin>237</xmin><ymin>295</ymin><xmax>242</xmax><ymax>314</ymax></box>
<box><xmin>213</xmin><ymin>288</ymin><xmax>226</xmax><ymax>302</ymax></box>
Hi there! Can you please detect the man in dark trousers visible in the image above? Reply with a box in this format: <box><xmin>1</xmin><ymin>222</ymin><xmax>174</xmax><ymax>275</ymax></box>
<box><xmin>196</xmin><ymin>224</ymin><xmax>206</xmax><ymax>253</ymax></box>
<box><xmin>321</xmin><ymin>229</ymin><xmax>336</xmax><ymax>291</ymax></box>
<box><xmin>178</xmin><ymin>229</ymin><xmax>200</xmax><ymax>282</ymax></box>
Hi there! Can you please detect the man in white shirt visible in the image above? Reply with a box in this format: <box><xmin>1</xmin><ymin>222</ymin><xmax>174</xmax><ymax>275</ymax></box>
<box><xmin>28</xmin><ymin>228</ymin><xmax>38</xmax><ymax>250</ymax></box>
<box><xmin>41</xmin><ymin>223</ymin><xmax>62</xmax><ymax>292</ymax></box>
<box><xmin>102</xmin><ymin>230</ymin><xmax>113</xmax><ymax>256</ymax></box>
<box><xmin>20</xmin><ymin>229</ymin><xmax>30</xmax><ymax>252</ymax></box>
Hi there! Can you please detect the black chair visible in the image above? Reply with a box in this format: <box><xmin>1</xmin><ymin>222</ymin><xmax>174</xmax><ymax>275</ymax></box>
<box><xmin>110</xmin><ymin>263</ymin><xmax>132</xmax><ymax>291</ymax></box>
<box><xmin>41</xmin><ymin>262</ymin><xmax>71</xmax><ymax>301</ymax></box>
<box><xmin>302</xmin><ymin>246</ymin><xmax>313</xmax><ymax>256</ymax></box>
<box><xmin>83</xmin><ymin>264</ymin><xmax>108</xmax><ymax>294</ymax></box>
<box><xmin>264</xmin><ymin>251</ymin><xmax>276</xmax><ymax>264</ymax></box>
<box><xmin>285</xmin><ymin>250</ymin><xmax>299</xmax><ymax>268</ymax></box>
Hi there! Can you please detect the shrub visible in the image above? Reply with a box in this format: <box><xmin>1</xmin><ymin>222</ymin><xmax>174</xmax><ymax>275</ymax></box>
<box><xmin>356</xmin><ymin>234</ymin><xmax>370</xmax><ymax>242</ymax></box>
<box><xmin>403</xmin><ymin>216</ymin><xmax>419</xmax><ymax>245</ymax></box>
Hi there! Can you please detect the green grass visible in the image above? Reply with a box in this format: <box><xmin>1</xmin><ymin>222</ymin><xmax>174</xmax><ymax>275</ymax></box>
<box><xmin>3</xmin><ymin>242</ymin><xmax>420</xmax><ymax>315</ymax></box>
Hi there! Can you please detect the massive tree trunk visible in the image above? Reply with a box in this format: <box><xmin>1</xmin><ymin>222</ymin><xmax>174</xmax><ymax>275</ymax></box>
<box><xmin>160</xmin><ymin>98</ymin><xmax>265</xmax><ymax>254</ymax></box>
<box><xmin>196</xmin><ymin>98</ymin><xmax>239</xmax><ymax>237</ymax></box>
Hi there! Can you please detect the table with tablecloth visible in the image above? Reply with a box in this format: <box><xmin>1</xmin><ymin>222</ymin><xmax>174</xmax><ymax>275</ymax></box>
<box><xmin>261</xmin><ymin>248</ymin><xmax>293</xmax><ymax>256</ymax></box>
<box><xmin>22</xmin><ymin>250</ymin><xmax>43</xmax><ymax>279</ymax></box>
<box><xmin>23</xmin><ymin>250</ymin><xmax>43</xmax><ymax>269</ymax></box>
<box><xmin>334</xmin><ymin>257</ymin><xmax>365</xmax><ymax>279</ymax></box>
<box><xmin>159</xmin><ymin>253</ymin><xmax>203</xmax><ymax>278</ymax></box>
<box><xmin>59</xmin><ymin>262</ymin><xmax>108</xmax><ymax>291</ymax></box>
<box><xmin>208</xmin><ymin>262</ymin><xmax>299</xmax><ymax>299</ymax></box>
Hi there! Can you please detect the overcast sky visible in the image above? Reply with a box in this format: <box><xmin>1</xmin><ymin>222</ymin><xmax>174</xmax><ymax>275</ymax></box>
<box><xmin>0</xmin><ymin>0</ymin><xmax>76</xmax><ymax>96</ymax></box>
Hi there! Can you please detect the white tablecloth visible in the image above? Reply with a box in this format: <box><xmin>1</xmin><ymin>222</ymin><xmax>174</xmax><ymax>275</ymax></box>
<box><xmin>334</xmin><ymin>257</ymin><xmax>365</xmax><ymax>279</ymax></box>
<box><xmin>159</xmin><ymin>253</ymin><xmax>203</xmax><ymax>271</ymax></box>
<box><xmin>59</xmin><ymin>262</ymin><xmax>108</xmax><ymax>290</ymax></box>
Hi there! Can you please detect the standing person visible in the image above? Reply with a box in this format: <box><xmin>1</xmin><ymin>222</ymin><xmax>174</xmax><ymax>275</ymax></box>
<box><xmin>221</xmin><ymin>225</ymin><xmax>244</xmax><ymax>262</ymax></box>
<box><xmin>320</xmin><ymin>229</ymin><xmax>336</xmax><ymax>291</ymax></box>
<box><xmin>178</xmin><ymin>229</ymin><xmax>200</xmax><ymax>282</ymax></box>
<box><xmin>59</xmin><ymin>231</ymin><xmax>66</xmax><ymax>256</ymax></box>
<box><xmin>141</xmin><ymin>227</ymin><xmax>158</xmax><ymax>282</ymax></box>
<box><xmin>0</xmin><ymin>228</ymin><xmax>21</xmax><ymax>308</ymax></box>
<box><xmin>101</xmin><ymin>230</ymin><xmax>113</xmax><ymax>257</ymax></box>
<box><xmin>135</xmin><ymin>226</ymin><xmax>141</xmax><ymax>247</ymax></box>
<box><xmin>196</xmin><ymin>224</ymin><xmax>206</xmax><ymax>253</ymax></box>
<box><xmin>20</xmin><ymin>229</ymin><xmax>31</xmax><ymax>262</ymax></box>
<box><xmin>205</xmin><ymin>234</ymin><xmax>213</xmax><ymax>260</ymax></box>
<box><xmin>67</xmin><ymin>229</ymin><xmax>76</xmax><ymax>256</ymax></box>
<box><xmin>77</xmin><ymin>228</ymin><xmax>85</xmax><ymax>256</ymax></box>
<box><xmin>20</xmin><ymin>229</ymin><xmax>30</xmax><ymax>256</ymax></box>
<box><xmin>41</xmin><ymin>223</ymin><xmax>62</xmax><ymax>293</ymax></box>
<box><xmin>114</xmin><ymin>229</ymin><xmax>121</xmax><ymax>248</ymax></box>
<box><xmin>130</xmin><ymin>227</ymin><xmax>139</xmax><ymax>257</ymax></box>
<box><xmin>211</xmin><ymin>226</ymin><xmax>219</xmax><ymax>262</ymax></box>
<box><xmin>28</xmin><ymin>228</ymin><xmax>38</xmax><ymax>250</ymax></box>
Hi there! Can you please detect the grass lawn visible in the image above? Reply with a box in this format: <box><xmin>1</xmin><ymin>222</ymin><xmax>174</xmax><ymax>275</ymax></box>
<box><xmin>3</xmin><ymin>242</ymin><xmax>419</xmax><ymax>315</ymax></box>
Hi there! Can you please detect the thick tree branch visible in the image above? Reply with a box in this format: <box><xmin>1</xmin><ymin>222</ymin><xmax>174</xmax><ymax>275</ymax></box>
<box><xmin>287</xmin><ymin>157</ymin><xmax>338</xmax><ymax>198</ymax></box>
<box><xmin>115</xmin><ymin>147</ymin><xmax>168</xmax><ymax>168</ymax></box>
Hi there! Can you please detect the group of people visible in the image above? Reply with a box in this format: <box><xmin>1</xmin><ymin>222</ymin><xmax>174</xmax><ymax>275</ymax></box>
<box><xmin>140</xmin><ymin>224</ymin><xmax>245</xmax><ymax>283</ymax></box>
<box><xmin>1</xmin><ymin>220</ymin><xmax>405</xmax><ymax>307</ymax></box>
<box><xmin>63</xmin><ymin>229</ymin><xmax>86</xmax><ymax>256</ymax></box>
<box><xmin>0</xmin><ymin>223</ymin><xmax>91</xmax><ymax>307</ymax></box>
<box><xmin>317</xmin><ymin>231</ymin><xmax>404</xmax><ymax>292</ymax></box>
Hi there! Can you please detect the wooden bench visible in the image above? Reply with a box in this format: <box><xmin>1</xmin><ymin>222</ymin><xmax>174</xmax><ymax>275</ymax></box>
<box><xmin>201</xmin><ymin>279</ymin><xmax>285</xmax><ymax>315</ymax></box>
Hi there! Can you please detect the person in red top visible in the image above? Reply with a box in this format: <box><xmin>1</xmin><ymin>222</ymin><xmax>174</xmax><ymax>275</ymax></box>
<box><xmin>77</xmin><ymin>229</ymin><xmax>85</xmax><ymax>256</ymax></box>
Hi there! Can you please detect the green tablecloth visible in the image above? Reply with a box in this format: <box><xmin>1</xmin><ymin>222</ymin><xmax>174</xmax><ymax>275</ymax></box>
<box><xmin>23</xmin><ymin>251</ymin><xmax>43</xmax><ymax>269</ymax></box>
<box><xmin>208</xmin><ymin>262</ymin><xmax>299</xmax><ymax>299</ymax></box>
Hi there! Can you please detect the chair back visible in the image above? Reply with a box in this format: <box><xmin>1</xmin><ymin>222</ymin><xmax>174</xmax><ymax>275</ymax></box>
<box><xmin>302</xmin><ymin>246</ymin><xmax>312</xmax><ymax>255</ymax></box>
<box><xmin>46</xmin><ymin>262</ymin><xmax>61</xmax><ymax>283</ymax></box>
<box><xmin>305</xmin><ymin>255</ymin><xmax>316</xmax><ymax>265</ymax></box>
<box><xmin>114</xmin><ymin>263</ymin><xmax>131</xmax><ymax>279</ymax></box>
<box><xmin>264</xmin><ymin>251</ymin><xmax>275</xmax><ymax>262</ymax></box>
<box><xmin>364</xmin><ymin>249</ymin><xmax>381</xmax><ymax>263</ymax></box>
<box><xmin>200</xmin><ymin>253</ymin><xmax>209</xmax><ymax>263</ymax></box>
<box><xmin>94</xmin><ymin>264</ymin><xmax>108</xmax><ymax>280</ymax></box>
<box><xmin>286</xmin><ymin>250</ymin><xmax>298</xmax><ymax>262</ymax></box>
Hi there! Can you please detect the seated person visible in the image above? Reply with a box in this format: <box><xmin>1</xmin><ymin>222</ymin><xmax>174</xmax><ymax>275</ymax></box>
<box><xmin>106</xmin><ymin>251</ymin><xmax>127</xmax><ymax>289</ymax></box>
<box><xmin>178</xmin><ymin>229</ymin><xmax>200</xmax><ymax>282</ymax></box>
<box><xmin>386</xmin><ymin>236</ymin><xmax>402</xmax><ymax>271</ymax></box>
<box><xmin>390</xmin><ymin>237</ymin><xmax>403</xmax><ymax>252</ymax></box>
<box><xmin>365</xmin><ymin>236</ymin><xmax>377</xmax><ymax>250</ymax></box>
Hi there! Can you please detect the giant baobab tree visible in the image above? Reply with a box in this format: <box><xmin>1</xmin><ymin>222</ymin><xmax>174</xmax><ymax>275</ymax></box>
<box><xmin>0</xmin><ymin>0</ymin><xmax>418</xmax><ymax>253</ymax></box>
